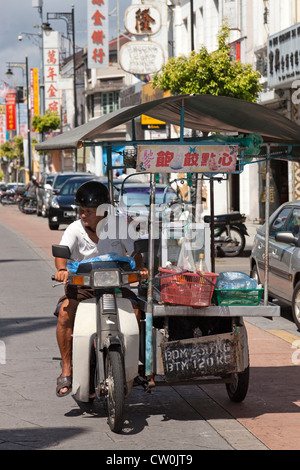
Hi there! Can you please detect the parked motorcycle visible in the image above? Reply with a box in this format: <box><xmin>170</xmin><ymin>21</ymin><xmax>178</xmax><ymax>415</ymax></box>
<box><xmin>204</xmin><ymin>212</ymin><xmax>249</xmax><ymax>257</ymax></box>
<box><xmin>18</xmin><ymin>194</ymin><xmax>37</xmax><ymax>214</ymax></box>
<box><xmin>52</xmin><ymin>244</ymin><xmax>140</xmax><ymax>433</ymax></box>
<box><xmin>0</xmin><ymin>188</ymin><xmax>19</xmax><ymax>205</ymax></box>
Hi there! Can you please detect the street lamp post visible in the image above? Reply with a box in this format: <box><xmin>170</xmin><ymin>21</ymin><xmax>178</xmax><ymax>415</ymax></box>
<box><xmin>6</xmin><ymin>57</ymin><xmax>32</xmax><ymax>180</ymax></box>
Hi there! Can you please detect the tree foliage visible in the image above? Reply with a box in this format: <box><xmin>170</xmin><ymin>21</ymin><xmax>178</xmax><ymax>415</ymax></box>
<box><xmin>152</xmin><ymin>24</ymin><xmax>262</xmax><ymax>102</ymax></box>
<box><xmin>32</xmin><ymin>110</ymin><xmax>61</xmax><ymax>133</ymax></box>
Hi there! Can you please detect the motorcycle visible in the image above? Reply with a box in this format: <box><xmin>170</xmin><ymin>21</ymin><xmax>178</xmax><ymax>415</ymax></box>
<box><xmin>0</xmin><ymin>188</ymin><xmax>19</xmax><ymax>205</ymax></box>
<box><xmin>18</xmin><ymin>194</ymin><xmax>37</xmax><ymax>214</ymax></box>
<box><xmin>52</xmin><ymin>244</ymin><xmax>140</xmax><ymax>433</ymax></box>
<box><xmin>204</xmin><ymin>212</ymin><xmax>249</xmax><ymax>257</ymax></box>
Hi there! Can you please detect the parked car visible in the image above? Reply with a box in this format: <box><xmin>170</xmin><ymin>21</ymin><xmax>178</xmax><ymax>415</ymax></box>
<box><xmin>36</xmin><ymin>173</ymin><xmax>55</xmax><ymax>217</ymax></box>
<box><xmin>250</xmin><ymin>200</ymin><xmax>300</xmax><ymax>329</ymax></box>
<box><xmin>48</xmin><ymin>176</ymin><xmax>119</xmax><ymax>230</ymax></box>
<box><xmin>116</xmin><ymin>182</ymin><xmax>180</xmax><ymax>217</ymax></box>
<box><xmin>45</xmin><ymin>171</ymin><xmax>95</xmax><ymax>217</ymax></box>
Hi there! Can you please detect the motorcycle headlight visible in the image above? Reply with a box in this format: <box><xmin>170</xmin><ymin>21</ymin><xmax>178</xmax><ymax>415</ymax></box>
<box><xmin>93</xmin><ymin>270</ymin><xmax>121</xmax><ymax>287</ymax></box>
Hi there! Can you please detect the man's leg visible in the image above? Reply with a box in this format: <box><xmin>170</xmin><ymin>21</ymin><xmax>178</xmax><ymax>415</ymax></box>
<box><xmin>56</xmin><ymin>298</ymin><xmax>78</xmax><ymax>395</ymax></box>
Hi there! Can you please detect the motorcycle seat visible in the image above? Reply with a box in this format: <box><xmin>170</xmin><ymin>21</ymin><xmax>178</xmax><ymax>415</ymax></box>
<box><xmin>204</xmin><ymin>212</ymin><xmax>242</xmax><ymax>224</ymax></box>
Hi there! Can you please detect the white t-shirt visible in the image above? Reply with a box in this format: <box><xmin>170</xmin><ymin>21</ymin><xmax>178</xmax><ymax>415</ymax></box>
<box><xmin>59</xmin><ymin>216</ymin><xmax>135</xmax><ymax>262</ymax></box>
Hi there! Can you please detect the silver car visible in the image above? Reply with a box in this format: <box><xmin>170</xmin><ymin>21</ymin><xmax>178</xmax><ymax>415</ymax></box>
<box><xmin>250</xmin><ymin>201</ymin><xmax>300</xmax><ymax>329</ymax></box>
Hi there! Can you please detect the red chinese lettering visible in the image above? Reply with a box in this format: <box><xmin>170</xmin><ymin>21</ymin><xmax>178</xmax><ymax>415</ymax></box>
<box><xmin>92</xmin><ymin>0</ymin><xmax>104</xmax><ymax>5</ymax></box>
<box><xmin>92</xmin><ymin>48</ymin><xmax>105</xmax><ymax>63</ymax></box>
<box><xmin>92</xmin><ymin>10</ymin><xmax>106</xmax><ymax>25</ymax></box>
<box><xmin>221</xmin><ymin>153</ymin><xmax>233</xmax><ymax>166</ymax></box>
<box><xmin>156</xmin><ymin>151</ymin><xmax>174</xmax><ymax>167</ymax></box>
<box><xmin>91</xmin><ymin>30</ymin><xmax>105</xmax><ymax>45</ymax></box>
<box><xmin>47</xmin><ymin>84</ymin><xmax>58</xmax><ymax>98</ymax></box>
<box><xmin>46</xmin><ymin>67</ymin><xmax>57</xmax><ymax>81</ymax></box>
<box><xmin>47</xmin><ymin>50</ymin><xmax>57</xmax><ymax>64</ymax></box>
<box><xmin>184</xmin><ymin>152</ymin><xmax>199</xmax><ymax>166</ymax></box>
<box><xmin>48</xmin><ymin>101</ymin><xmax>59</xmax><ymax>112</ymax></box>
<box><xmin>201</xmin><ymin>153</ymin><xmax>210</xmax><ymax>166</ymax></box>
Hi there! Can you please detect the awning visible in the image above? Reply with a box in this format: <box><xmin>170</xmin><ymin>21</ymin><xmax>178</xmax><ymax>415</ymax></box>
<box><xmin>36</xmin><ymin>94</ymin><xmax>300</xmax><ymax>152</ymax></box>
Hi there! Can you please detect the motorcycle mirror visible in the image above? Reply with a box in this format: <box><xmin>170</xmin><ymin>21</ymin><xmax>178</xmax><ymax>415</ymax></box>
<box><xmin>52</xmin><ymin>244</ymin><xmax>71</xmax><ymax>259</ymax></box>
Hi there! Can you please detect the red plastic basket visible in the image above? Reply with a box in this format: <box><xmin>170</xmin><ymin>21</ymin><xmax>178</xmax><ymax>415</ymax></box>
<box><xmin>158</xmin><ymin>268</ymin><xmax>219</xmax><ymax>307</ymax></box>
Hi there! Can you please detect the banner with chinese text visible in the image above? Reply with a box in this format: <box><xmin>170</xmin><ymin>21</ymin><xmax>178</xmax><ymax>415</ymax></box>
<box><xmin>0</xmin><ymin>105</ymin><xmax>6</xmax><ymax>145</ymax></box>
<box><xmin>5</xmin><ymin>90</ymin><xmax>16</xmax><ymax>131</ymax></box>
<box><xmin>137</xmin><ymin>145</ymin><xmax>239</xmax><ymax>173</ymax></box>
<box><xmin>43</xmin><ymin>30</ymin><xmax>61</xmax><ymax>114</ymax></box>
<box><xmin>87</xmin><ymin>0</ymin><xmax>109</xmax><ymax>69</ymax></box>
<box><xmin>30</xmin><ymin>68</ymin><xmax>39</xmax><ymax>121</ymax></box>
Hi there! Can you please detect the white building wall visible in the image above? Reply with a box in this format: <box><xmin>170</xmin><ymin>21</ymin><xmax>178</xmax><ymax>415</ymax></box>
<box><xmin>169</xmin><ymin>0</ymin><xmax>300</xmax><ymax>219</ymax></box>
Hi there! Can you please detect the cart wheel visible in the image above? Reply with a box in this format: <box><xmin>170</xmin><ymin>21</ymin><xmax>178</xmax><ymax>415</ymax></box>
<box><xmin>226</xmin><ymin>366</ymin><xmax>249</xmax><ymax>402</ymax></box>
<box><xmin>104</xmin><ymin>349</ymin><xmax>125</xmax><ymax>433</ymax></box>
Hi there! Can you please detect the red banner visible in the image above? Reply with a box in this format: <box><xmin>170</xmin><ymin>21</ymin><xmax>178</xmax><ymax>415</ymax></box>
<box><xmin>6</xmin><ymin>90</ymin><xmax>16</xmax><ymax>131</ymax></box>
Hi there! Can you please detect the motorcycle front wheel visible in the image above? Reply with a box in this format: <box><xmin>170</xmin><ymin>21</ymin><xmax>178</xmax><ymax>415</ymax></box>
<box><xmin>217</xmin><ymin>227</ymin><xmax>245</xmax><ymax>257</ymax></box>
<box><xmin>104</xmin><ymin>349</ymin><xmax>125</xmax><ymax>433</ymax></box>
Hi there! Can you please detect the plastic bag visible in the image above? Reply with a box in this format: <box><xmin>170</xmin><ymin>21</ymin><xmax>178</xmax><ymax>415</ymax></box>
<box><xmin>177</xmin><ymin>231</ymin><xmax>196</xmax><ymax>272</ymax></box>
<box><xmin>216</xmin><ymin>271</ymin><xmax>258</xmax><ymax>290</ymax></box>
<box><xmin>67</xmin><ymin>252</ymin><xmax>136</xmax><ymax>273</ymax></box>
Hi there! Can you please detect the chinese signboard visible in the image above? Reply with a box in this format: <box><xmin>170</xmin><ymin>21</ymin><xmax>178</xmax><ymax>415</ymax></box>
<box><xmin>0</xmin><ymin>105</ymin><xmax>6</xmax><ymax>145</ymax></box>
<box><xmin>268</xmin><ymin>23</ymin><xmax>300</xmax><ymax>88</ymax></box>
<box><xmin>6</xmin><ymin>90</ymin><xmax>16</xmax><ymax>131</ymax></box>
<box><xmin>137</xmin><ymin>145</ymin><xmax>239</xmax><ymax>173</ymax></box>
<box><xmin>43</xmin><ymin>30</ymin><xmax>61</xmax><ymax>113</ymax></box>
<box><xmin>30</xmin><ymin>68</ymin><xmax>39</xmax><ymax>120</ymax></box>
<box><xmin>124</xmin><ymin>4</ymin><xmax>161</xmax><ymax>35</ymax></box>
<box><xmin>119</xmin><ymin>41</ymin><xmax>164</xmax><ymax>74</ymax></box>
<box><xmin>18</xmin><ymin>103</ymin><xmax>28</xmax><ymax>138</ymax></box>
<box><xmin>121</xmin><ymin>2</ymin><xmax>165</xmax><ymax>75</ymax></box>
<box><xmin>87</xmin><ymin>0</ymin><xmax>109</xmax><ymax>69</ymax></box>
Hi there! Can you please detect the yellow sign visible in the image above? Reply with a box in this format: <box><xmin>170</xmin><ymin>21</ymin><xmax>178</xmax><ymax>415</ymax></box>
<box><xmin>141</xmin><ymin>84</ymin><xmax>170</xmax><ymax>127</ymax></box>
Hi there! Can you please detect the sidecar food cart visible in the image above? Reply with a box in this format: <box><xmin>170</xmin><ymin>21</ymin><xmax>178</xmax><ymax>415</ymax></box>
<box><xmin>37</xmin><ymin>94</ymin><xmax>300</xmax><ymax>416</ymax></box>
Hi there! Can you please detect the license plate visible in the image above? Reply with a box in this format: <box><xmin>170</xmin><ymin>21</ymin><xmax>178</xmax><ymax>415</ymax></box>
<box><xmin>161</xmin><ymin>332</ymin><xmax>238</xmax><ymax>381</ymax></box>
<box><xmin>64</xmin><ymin>211</ymin><xmax>76</xmax><ymax>218</ymax></box>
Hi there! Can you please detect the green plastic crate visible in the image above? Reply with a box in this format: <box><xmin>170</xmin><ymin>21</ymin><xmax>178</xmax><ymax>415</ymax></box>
<box><xmin>212</xmin><ymin>288</ymin><xmax>264</xmax><ymax>306</ymax></box>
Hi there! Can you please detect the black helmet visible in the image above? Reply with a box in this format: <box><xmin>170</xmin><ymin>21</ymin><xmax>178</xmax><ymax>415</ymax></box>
<box><xmin>74</xmin><ymin>181</ymin><xmax>109</xmax><ymax>207</ymax></box>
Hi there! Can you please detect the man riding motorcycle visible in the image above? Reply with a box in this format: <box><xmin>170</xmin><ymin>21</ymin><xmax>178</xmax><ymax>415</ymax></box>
<box><xmin>54</xmin><ymin>181</ymin><xmax>147</xmax><ymax>397</ymax></box>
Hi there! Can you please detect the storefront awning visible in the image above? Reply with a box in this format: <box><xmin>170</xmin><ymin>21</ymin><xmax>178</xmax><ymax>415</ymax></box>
<box><xmin>36</xmin><ymin>94</ymin><xmax>300</xmax><ymax>152</ymax></box>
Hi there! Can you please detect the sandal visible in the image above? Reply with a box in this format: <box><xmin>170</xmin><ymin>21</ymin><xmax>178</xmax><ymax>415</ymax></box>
<box><xmin>56</xmin><ymin>375</ymin><xmax>72</xmax><ymax>397</ymax></box>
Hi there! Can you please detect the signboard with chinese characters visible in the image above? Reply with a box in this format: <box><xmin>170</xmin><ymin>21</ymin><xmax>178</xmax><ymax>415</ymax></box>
<box><xmin>30</xmin><ymin>68</ymin><xmax>39</xmax><ymax>120</ymax></box>
<box><xmin>137</xmin><ymin>145</ymin><xmax>239</xmax><ymax>173</ymax></box>
<box><xmin>87</xmin><ymin>0</ymin><xmax>109</xmax><ymax>69</ymax></box>
<box><xmin>0</xmin><ymin>106</ymin><xmax>6</xmax><ymax>145</ymax></box>
<box><xmin>119</xmin><ymin>41</ymin><xmax>164</xmax><ymax>74</ymax></box>
<box><xmin>43</xmin><ymin>30</ymin><xmax>61</xmax><ymax>113</ymax></box>
<box><xmin>124</xmin><ymin>4</ymin><xmax>161</xmax><ymax>35</ymax></box>
<box><xmin>268</xmin><ymin>23</ymin><xmax>300</xmax><ymax>88</ymax></box>
<box><xmin>6</xmin><ymin>90</ymin><xmax>16</xmax><ymax>131</ymax></box>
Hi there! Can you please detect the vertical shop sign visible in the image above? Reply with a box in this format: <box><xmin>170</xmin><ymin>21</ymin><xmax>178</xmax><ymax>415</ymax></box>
<box><xmin>18</xmin><ymin>103</ymin><xmax>28</xmax><ymax>138</ymax></box>
<box><xmin>87</xmin><ymin>0</ymin><xmax>109</xmax><ymax>69</ymax></box>
<box><xmin>6</xmin><ymin>90</ymin><xmax>16</xmax><ymax>131</ymax></box>
<box><xmin>30</xmin><ymin>68</ymin><xmax>40</xmax><ymax>120</ymax></box>
<box><xmin>43</xmin><ymin>30</ymin><xmax>61</xmax><ymax>113</ymax></box>
<box><xmin>0</xmin><ymin>105</ymin><xmax>6</xmax><ymax>144</ymax></box>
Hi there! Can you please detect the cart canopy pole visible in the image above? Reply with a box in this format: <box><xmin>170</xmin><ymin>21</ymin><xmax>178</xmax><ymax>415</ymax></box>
<box><xmin>145</xmin><ymin>173</ymin><xmax>156</xmax><ymax>376</ymax></box>
<box><xmin>264</xmin><ymin>144</ymin><xmax>270</xmax><ymax>305</ymax></box>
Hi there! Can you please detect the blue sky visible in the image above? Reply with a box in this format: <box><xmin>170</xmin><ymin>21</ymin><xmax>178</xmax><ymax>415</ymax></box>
<box><xmin>0</xmin><ymin>0</ymin><xmax>131</xmax><ymax>92</ymax></box>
